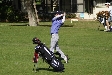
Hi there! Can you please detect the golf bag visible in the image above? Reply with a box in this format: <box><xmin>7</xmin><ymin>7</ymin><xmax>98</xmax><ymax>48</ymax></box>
<box><xmin>32</xmin><ymin>37</ymin><xmax>65</xmax><ymax>72</ymax></box>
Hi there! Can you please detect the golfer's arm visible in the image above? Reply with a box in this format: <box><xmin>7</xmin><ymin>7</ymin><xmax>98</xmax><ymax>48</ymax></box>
<box><xmin>52</xmin><ymin>14</ymin><xmax>63</xmax><ymax>20</ymax></box>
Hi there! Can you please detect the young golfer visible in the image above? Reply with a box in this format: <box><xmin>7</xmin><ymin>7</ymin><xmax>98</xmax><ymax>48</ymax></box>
<box><xmin>50</xmin><ymin>11</ymin><xmax>68</xmax><ymax>63</ymax></box>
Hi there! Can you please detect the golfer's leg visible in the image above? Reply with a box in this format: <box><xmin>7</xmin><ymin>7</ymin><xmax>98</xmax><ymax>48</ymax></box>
<box><xmin>56</xmin><ymin>43</ymin><xmax>68</xmax><ymax>63</ymax></box>
<box><xmin>50</xmin><ymin>34</ymin><xmax>58</xmax><ymax>52</ymax></box>
<box><xmin>106</xmin><ymin>17</ymin><xmax>112</xmax><ymax>30</ymax></box>
<box><xmin>55</xmin><ymin>42</ymin><xmax>66</xmax><ymax>59</ymax></box>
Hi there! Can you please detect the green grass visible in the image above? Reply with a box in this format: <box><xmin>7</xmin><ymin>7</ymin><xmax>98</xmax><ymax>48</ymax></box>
<box><xmin>0</xmin><ymin>20</ymin><xmax>112</xmax><ymax>75</ymax></box>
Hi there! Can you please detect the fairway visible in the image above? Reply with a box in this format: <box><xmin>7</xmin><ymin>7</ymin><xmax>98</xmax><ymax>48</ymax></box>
<box><xmin>0</xmin><ymin>21</ymin><xmax>112</xmax><ymax>75</ymax></box>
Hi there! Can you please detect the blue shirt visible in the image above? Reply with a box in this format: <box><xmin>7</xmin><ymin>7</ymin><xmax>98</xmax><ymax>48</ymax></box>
<box><xmin>51</xmin><ymin>15</ymin><xmax>63</xmax><ymax>34</ymax></box>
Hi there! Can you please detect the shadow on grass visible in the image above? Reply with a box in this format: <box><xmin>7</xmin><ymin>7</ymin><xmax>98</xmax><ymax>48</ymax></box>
<box><xmin>9</xmin><ymin>24</ymin><xmax>29</xmax><ymax>26</ymax></box>
<box><xmin>9</xmin><ymin>24</ymin><xmax>73</xmax><ymax>27</ymax></box>
<box><xmin>38</xmin><ymin>24</ymin><xmax>73</xmax><ymax>27</ymax></box>
<box><xmin>35</xmin><ymin>67</ymin><xmax>65</xmax><ymax>72</ymax></box>
<box><xmin>98</xmin><ymin>29</ymin><xmax>112</xmax><ymax>32</ymax></box>
<box><xmin>36</xmin><ymin>67</ymin><xmax>54</xmax><ymax>72</ymax></box>
<box><xmin>99</xmin><ymin>29</ymin><xmax>104</xmax><ymax>31</ymax></box>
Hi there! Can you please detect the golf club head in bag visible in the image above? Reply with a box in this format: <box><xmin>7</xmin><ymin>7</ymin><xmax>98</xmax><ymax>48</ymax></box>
<box><xmin>32</xmin><ymin>37</ymin><xmax>41</xmax><ymax>44</ymax></box>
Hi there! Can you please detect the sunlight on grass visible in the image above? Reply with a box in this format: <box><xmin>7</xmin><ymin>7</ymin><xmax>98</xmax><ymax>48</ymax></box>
<box><xmin>0</xmin><ymin>21</ymin><xmax>112</xmax><ymax>75</ymax></box>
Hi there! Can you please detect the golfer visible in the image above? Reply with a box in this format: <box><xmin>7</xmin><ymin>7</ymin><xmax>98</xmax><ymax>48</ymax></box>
<box><xmin>50</xmin><ymin>11</ymin><xmax>68</xmax><ymax>63</ymax></box>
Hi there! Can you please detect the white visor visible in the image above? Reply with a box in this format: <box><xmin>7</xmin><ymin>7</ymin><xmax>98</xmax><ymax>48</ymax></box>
<box><xmin>105</xmin><ymin>3</ymin><xmax>110</xmax><ymax>5</ymax></box>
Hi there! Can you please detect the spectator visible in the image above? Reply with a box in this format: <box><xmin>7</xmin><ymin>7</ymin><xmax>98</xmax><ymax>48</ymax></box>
<box><xmin>104</xmin><ymin>2</ymin><xmax>112</xmax><ymax>31</ymax></box>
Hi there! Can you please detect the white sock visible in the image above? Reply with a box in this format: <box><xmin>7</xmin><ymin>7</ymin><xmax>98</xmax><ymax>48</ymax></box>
<box><xmin>64</xmin><ymin>56</ymin><xmax>67</xmax><ymax>63</ymax></box>
<box><xmin>105</xmin><ymin>26</ymin><xmax>107</xmax><ymax>30</ymax></box>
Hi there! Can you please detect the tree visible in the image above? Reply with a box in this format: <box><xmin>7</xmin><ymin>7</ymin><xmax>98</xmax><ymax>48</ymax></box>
<box><xmin>24</xmin><ymin>0</ymin><xmax>39</xmax><ymax>26</ymax></box>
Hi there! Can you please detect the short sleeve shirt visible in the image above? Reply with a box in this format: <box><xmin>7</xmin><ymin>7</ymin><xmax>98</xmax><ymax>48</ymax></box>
<box><xmin>108</xmin><ymin>6</ymin><xmax>112</xmax><ymax>16</ymax></box>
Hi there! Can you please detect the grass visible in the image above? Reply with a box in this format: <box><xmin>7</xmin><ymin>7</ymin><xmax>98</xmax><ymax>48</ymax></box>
<box><xmin>0</xmin><ymin>20</ymin><xmax>112</xmax><ymax>75</ymax></box>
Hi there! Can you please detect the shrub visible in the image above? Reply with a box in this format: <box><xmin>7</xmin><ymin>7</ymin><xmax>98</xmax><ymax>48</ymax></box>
<box><xmin>66</xmin><ymin>13</ymin><xmax>76</xmax><ymax>19</ymax></box>
<box><xmin>0</xmin><ymin>4</ymin><xmax>27</xmax><ymax>22</ymax></box>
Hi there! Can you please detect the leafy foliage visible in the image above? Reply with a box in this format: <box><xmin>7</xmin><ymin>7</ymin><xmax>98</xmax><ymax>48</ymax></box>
<box><xmin>0</xmin><ymin>1</ymin><xmax>27</xmax><ymax>22</ymax></box>
<box><xmin>66</xmin><ymin>13</ymin><xmax>76</xmax><ymax>19</ymax></box>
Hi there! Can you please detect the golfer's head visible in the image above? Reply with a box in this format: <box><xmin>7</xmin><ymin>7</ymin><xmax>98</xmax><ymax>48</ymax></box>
<box><xmin>55</xmin><ymin>11</ymin><xmax>62</xmax><ymax>16</ymax></box>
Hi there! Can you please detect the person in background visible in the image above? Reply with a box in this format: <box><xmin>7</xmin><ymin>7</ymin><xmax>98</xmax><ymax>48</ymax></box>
<box><xmin>104</xmin><ymin>2</ymin><xmax>112</xmax><ymax>31</ymax></box>
<box><xmin>50</xmin><ymin>11</ymin><xmax>68</xmax><ymax>63</ymax></box>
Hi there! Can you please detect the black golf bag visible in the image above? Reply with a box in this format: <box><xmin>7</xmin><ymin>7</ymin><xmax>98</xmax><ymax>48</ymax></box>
<box><xmin>32</xmin><ymin>37</ymin><xmax>65</xmax><ymax>72</ymax></box>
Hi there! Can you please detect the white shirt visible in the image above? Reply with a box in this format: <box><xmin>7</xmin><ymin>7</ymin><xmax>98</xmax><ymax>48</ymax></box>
<box><xmin>108</xmin><ymin>6</ymin><xmax>112</xmax><ymax>16</ymax></box>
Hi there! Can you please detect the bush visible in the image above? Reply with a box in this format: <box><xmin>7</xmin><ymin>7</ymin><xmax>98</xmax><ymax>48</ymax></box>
<box><xmin>0</xmin><ymin>4</ymin><xmax>27</xmax><ymax>22</ymax></box>
<box><xmin>38</xmin><ymin>13</ymin><xmax>77</xmax><ymax>21</ymax></box>
<box><xmin>38</xmin><ymin>13</ymin><xmax>54</xmax><ymax>21</ymax></box>
<box><xmin>66</xmin><ymin>13</ymin><xmax>76</xmax><ymax>19</ymax></box>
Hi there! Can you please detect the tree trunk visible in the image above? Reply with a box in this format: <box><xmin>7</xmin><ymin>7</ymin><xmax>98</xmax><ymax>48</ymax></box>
<box><xmin>33</xmin><ymin>0</ymin><xmax>39</xmax><ymax>24</ymax></box>
<box><xmin>24</xmin><ymin>0</ymin><xmax>39</xmax><ymax>26</ymax></box>
<box><xmin>28</xmin><ymin>9</ymin><xmax>37</xmax><ymax>26</ymax></box>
